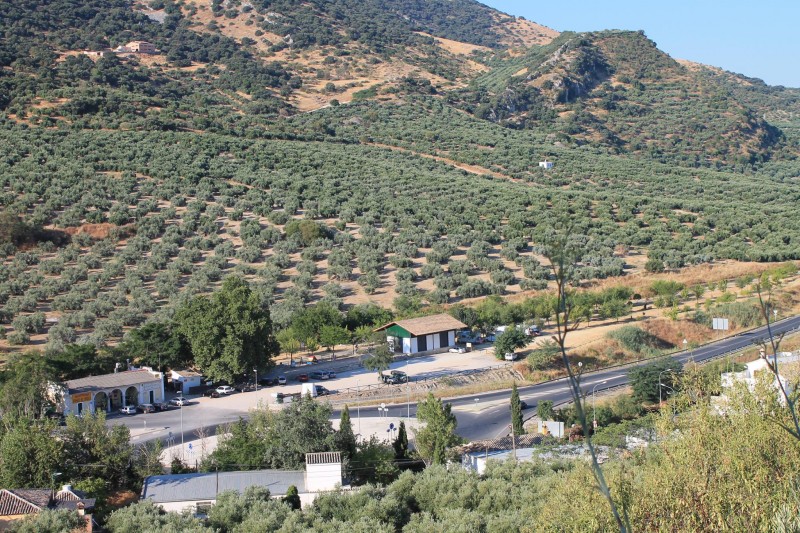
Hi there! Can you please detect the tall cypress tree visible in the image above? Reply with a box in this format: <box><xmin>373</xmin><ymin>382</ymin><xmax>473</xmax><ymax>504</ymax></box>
<box><xmin>510</xmin><ymin>383</ymin><xmax>524</xmax><ymax>436</ymax></box>
<box><xmin>337</xmin><ymin>405</ymin><xmax>357</xmax><ymax>460</ymax></box>
<box><xmin>393</xmin><ymin>420</ymin><xmax>409</xmax><ymax>460</ymax></box>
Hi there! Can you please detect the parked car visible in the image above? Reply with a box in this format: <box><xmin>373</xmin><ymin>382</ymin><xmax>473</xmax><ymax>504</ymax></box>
<box><xmin>309</xmin><ymin>371</ymin><xmax>329</xmax><ymax>380</ymax></box>
<box><xmin>137</xmin><ymin>403</ymin><xmax>156</xmax><ymax>413</ymax></box>
<box><xmin>170</xmin><ymin>397</ymin><xmax>189</xmax><ymax>407</ymax></box>
<box><xmin>277</xmin><ymin>376</ymin><xmax>287</xmax><ymax>385</ymax></box>
<box><xmin>297</xmin><ymin>374</ymin><xmax>309</xmax><ymax>382</ymax></box>
<box><xmin>119</xmin><ymin>405</ymin><xmax>136</xmax><ymax>415</ymax></box>
<box><xmin>203</xmin><ymin>389</ymin><xmax>220</xmax><ymax>398</ymax></box>
<box><xmin>449</xmin><ymin>346</ymin><xmax>466</xmax><ymax>353</ymax></box>
<box><xmin>260</xmin><ymin>377</ymin><xmax>275</xmax><ymax>387</ymax></box>
<box><xmin>236</xmin><ymin>382</ymin><xmax>257</xmax><ymax>392</ymax></box>
<box><xmin>520</xmin><ymin>400</ymin><xmax>530</xmax><ymax>410</ymax></box>
<box><xmin>382</xmin><ymin>370</ymin><xmax>408</xmax><ymax>384</ymax></box>
<box><xmin>216</xmin><ymin>385</ymin><xmax>236</xmax><ymax>395</ymax></box>
<box><xmin>314</xmin><ymin>385</ymin><xmax>330</xmax><ymax>396</ymax></box>
<box><xmin>153</xmin><ymin>402</ymin><xmax>171</xmax><ymax>411</ymax></box>
<box><xmin>327</xmin><ymin>370</ymin><xmax>336</xmax><ymax>379</ymax></box>
<box><xmin>504</xmin><ymin>352</ymin><xmax>518</xmax><ymax>361</ymax></box>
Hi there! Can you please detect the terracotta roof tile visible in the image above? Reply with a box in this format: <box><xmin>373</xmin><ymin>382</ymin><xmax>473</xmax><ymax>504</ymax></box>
<box><xmin>376</xmin><ymin>313</ymin><xmax>467</xmax><ymax>337</ymax></box>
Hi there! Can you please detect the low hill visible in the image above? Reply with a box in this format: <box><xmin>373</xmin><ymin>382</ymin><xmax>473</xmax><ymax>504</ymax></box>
<box><xmin>1</xmin><ymin>0</ymin><xmax>800</xmax><ymax>351</ymax></box>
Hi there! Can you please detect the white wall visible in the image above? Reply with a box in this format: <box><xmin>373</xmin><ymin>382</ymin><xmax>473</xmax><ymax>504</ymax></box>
<box><xmin>305</xmin><ymin>462</ymin><xmax>342</xmax><ymax>492</ymax></box>
<box><xmin>448</xmin><ymin>331</ymin><xmax>455</xmax><ymax>346</ymax></box>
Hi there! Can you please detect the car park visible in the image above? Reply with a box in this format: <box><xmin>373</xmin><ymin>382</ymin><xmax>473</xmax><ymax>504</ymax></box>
<box><xmin>216</xmin><ymin>385</ymin><xmax>236</xmax><ymax>395</ymax></box>
<box><xmin>170</xmin><ymin>397</ymin><xmax>189</xmax><ymax>406</ymax></box>
<box><xmin>277</xmin><ymin>376</ymin><xmax>287</xmax><ymax>385</ymax></box>
<box><xmin>297</xmin><ymin>374</ymin><xmax>309</xmax><ymax>382</ymax></box>
<box><xmin>119</xmin><ymin>405</ymin><xmax>136</xmax><ymax>415</ymax></box>
<box><xmin>137</xmin><ymin>403</ymin><xmax>156</xmax><ymax>413</ymax></box>
<box><xmin>309</xmin><ymin>371</ymin><xmax>329</xmax><ymax>380</ymax></box>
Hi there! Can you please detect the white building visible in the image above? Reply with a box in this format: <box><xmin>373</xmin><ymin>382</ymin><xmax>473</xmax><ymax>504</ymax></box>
<box><xmin>142</xmin><ymin>452</ymin><xmax>344</xmax><ymax>514</ymax></box>
<box><xmin>538</xmin><ymin>160</ymin><xmax>554</xmax><ymax>169</ymax></box>
<box><xmin>375</xmin><ymin>314</ymin><xmax>466</xmax><ymax>355</ymax></box>
<box><xmin>62</xmin><ymin>368</ymin><xmax>164</xmax><ymax>416</ymax></box>
<box><xmin>170</xmin><ymin>369</ymin><xmax>204</xmax><ymax>395</ymax></box>
<box><xmin>720</xmin><ymin>352</ymin><xmax>798</xmax><ymax>401</ymax></box>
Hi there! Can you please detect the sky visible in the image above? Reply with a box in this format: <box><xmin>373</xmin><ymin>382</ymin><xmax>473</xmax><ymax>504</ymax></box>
<box><xmin>482</xmin><ymin>1</ymin><xmax>800</xmax><ymax>88</ymax></box>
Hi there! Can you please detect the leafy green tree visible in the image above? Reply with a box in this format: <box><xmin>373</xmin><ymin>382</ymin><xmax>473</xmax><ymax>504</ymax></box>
<box><xmin>284</xmin><ymin>485</ymin><xmax>301</xmax><ymax>510</ymax></box>
<box><xmin>629</xmin><ymin>359</ymin><xmax>682</xmax><ymax>404</ymax></box>
<box><xmin>0</xmin><ymin>351</ymin><xmax>56</xmax><ymax>419</ymax></box>
<box><xmin>510</xmin><ymin>383</ymin><xmax>524</xmax><ymax>436</ymax></box>
<box><xmin>175</xmin><ymin>277</ymin><xmax>279</xmax><ymax>384</ymax></box>
<box><xmin>105</xmin><ymin>500</ymin><xmax>204</xmax><ymax>533</ymax></box>
<box><xmin>319</xmin><ymin>324</ymin><xmax>351</xmax><ymax>354</ymax></box>
<box><xmin>493</xmin><ymin>327</ymin><xmax>528</xmax><ymax>360</ymax></box>
<box><xmin>361</xmin><ymin>332</ymin><xmax>394</xmax><ymax>377</ymax></box>
<box><xmin>414</xmin><ymin>393</ymin><xmax>460</xmax><ymax>465</ymax></box>
<box><xmin>537</xmin><ymin>400</ymin><xmax>555</xmax><ymax>421</ymax></box>
<box><xmin>208</xmin><ymin>486</ymin><xmax>272</xmax><ymax>532</ymax></box>
<box><xmin>291</xmin><ymin>302</ymin><xmax>342</xmax><ymax>343</ymax></box>
<box><xmin>276</xmin><ymin>328</ymin><xmax>300</xmax><ymax>364</ymax></box>
<box><xmin>47</xmin><ymin>344</ymin><xmax>117</xmax><ymax>381</ymax></box>
<box><xmin>120</xmin><ymin>322</ymin><xmax>189</xmax><ymax>372</ymax></box>
<box><xmin>11</xmin><ymin>509</ymin><xmax>86</xmax><ymax>533</ymax></box>
<box><xmin>352</xmin><ymin>436</ymin><xmax>399</xmax><ymax>485</ymax></box>
<box><xmin>61</xmin><ymin>412</ymin><xmax>134</xmax><ymax>490</ymax></box>
<box><xmin>0</xmin><ymin>418</ymin><xmax>63</xmax><ymax>488</ymax></box>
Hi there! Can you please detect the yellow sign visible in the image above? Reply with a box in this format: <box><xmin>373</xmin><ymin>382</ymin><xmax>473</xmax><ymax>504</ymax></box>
<box><xmin>71</xmin><ymin>392</ymin><xmax>92</xmax><ymax>403</ymax></box>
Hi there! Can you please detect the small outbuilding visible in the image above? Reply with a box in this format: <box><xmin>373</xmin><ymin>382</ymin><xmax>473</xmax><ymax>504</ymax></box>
<box><xmin>375</xmin><ymin>313</ymin><xmax>467</xmax><ymax>354</ymax></box>
<box><xmin>170</xmin><ymin>369</ymin><xmax>204</xmax><ymax>395</ymax></box>
<box><xmin>538</xmin><ymin>160</ymin><xmax>554</xmax><ymax>169</ymax></box>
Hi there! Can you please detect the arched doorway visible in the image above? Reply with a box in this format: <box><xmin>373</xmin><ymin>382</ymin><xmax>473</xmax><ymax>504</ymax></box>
<box><xmin>125</xmin><ymin>386</ymin><xmax>139</xmax><ymax>406</ymax></box>
<box><xmin>110</xmin><ymin>389</ymin><xmax>123</xmax><ymax>409</ymax></box>
<box><xmin>94</xmin><ymin>391</ymin><xmax>110</xmax><ymax>413</ymax></box>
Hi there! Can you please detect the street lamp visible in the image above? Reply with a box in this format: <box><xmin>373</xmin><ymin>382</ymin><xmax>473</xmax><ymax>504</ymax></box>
<box><xmin>406</xmin><ymin>358</ymin><xmax>411</xmax><ymax>419</ymax></box>
<box><xmin>659</xmin><ymin>369</ymin><xmax>675</xmax><ymax>404</ymax></box>
<box><xmin>254</xmin><ymin>368</ymin><xmax>258</xmax><ymax>395</ymax></box>
<box><xmin>592</xmin><ymin>380</ymin><xmax>608</xmax><ymax>429</ymax></box>
<box><xmin>179</xmin><ymin>391</ymin><xmax>184</xmax><ymax>460</ymax></box>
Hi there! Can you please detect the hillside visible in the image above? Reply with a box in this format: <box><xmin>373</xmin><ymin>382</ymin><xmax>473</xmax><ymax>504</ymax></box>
<box><xmin>2</xmin><ymin>0</ymin><xmax>800</xmax><ymax>351</ymax></box>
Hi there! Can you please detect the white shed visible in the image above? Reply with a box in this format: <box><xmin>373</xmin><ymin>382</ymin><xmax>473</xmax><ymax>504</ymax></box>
<box><xmin>170</xmin><ymin>369</ymin><xmax>204</xmax><ymax>395</ymax></box>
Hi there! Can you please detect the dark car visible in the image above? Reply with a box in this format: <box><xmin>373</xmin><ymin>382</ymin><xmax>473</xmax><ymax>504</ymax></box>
<box><xmin>260</xmin><ymin>377</ymin><xmax>276</xmax><ymax>387</ymax></box>
<box><xmin>153</xmin><ymin>402</ymin><xmax>171</xmax><ymax>412</ymax></box>
<box><xmin>203</xmin><ymin>389</ymin><xmax>220</xmax><ymax>398</ymax></box>
<box><xmin>137</xmin><ymin>403</ymin><xmax>156</xmax><ymax>413</ymax></box>
<box><xmin>314</xmin><ymin>385</ymin><xmax>330</xmax><ymax>396</ymax></box>
<box><xmin>297</xmin><ymin>374</ymin><xmax>309</xmax><ymax>382</ymax></box>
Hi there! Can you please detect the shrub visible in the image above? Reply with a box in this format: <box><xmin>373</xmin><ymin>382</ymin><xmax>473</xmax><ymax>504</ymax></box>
<box><xmin>607</xmin><ymin>326</ymin><xmax>662</xmax><ymax>356</ymax></box>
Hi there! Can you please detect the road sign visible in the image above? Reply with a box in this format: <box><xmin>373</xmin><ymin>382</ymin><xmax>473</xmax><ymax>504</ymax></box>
<box><xmin>712</xmin><ymin>318</ymin><xmax>729</xmax><ymax>331</ymax></box>
<box><xmin>389</xmin><ymin>423</ymin><xmax>394</xmax><ymax>430</ymax></box>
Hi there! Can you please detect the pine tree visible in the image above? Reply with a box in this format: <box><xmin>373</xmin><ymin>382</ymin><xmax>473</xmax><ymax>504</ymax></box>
<box><xmin>510</xmin><ymin>383</ymin><xmax>524</xmax><ymax>436</ymax></box>
<box><xmin>393</xmin><ymin>420</ymin><xmax>409</xmax><ymax>459</ymax></box>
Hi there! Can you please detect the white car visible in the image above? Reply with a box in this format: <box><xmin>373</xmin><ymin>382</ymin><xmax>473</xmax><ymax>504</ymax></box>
<box><xmin>277</xmin><ymin>376</ymin><xmax>287</xmax><ymax>385</ymax></box>
<box><xmin>170</xmin><ymin>397</ymin><xmax>189</xmax><ymax>407</ymax></box>
<box><xmin>215</xmin><ymin>385</ymin><xmax>236</xmax><ymax>395</ymax></box>
<box><xmin>119</xmin><ymin>405</ymin><xmax>136</xmax><ymax>415</ymax></box>
<box><xmin>449</xmin><ymin>347</ymin><xmax>466</xmax><ymax>353</ymax></box>
<box><xmin>504</xmin><ymin>352</ymin><xmax>518</xmax><ymax>361</ymax></box>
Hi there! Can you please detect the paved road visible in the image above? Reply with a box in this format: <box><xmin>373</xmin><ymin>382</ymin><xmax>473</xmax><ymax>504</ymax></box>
<box><xmin>120</xmin><ymin>315</ymin><xmax>800</xmax><ymax>446</ymax></box>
